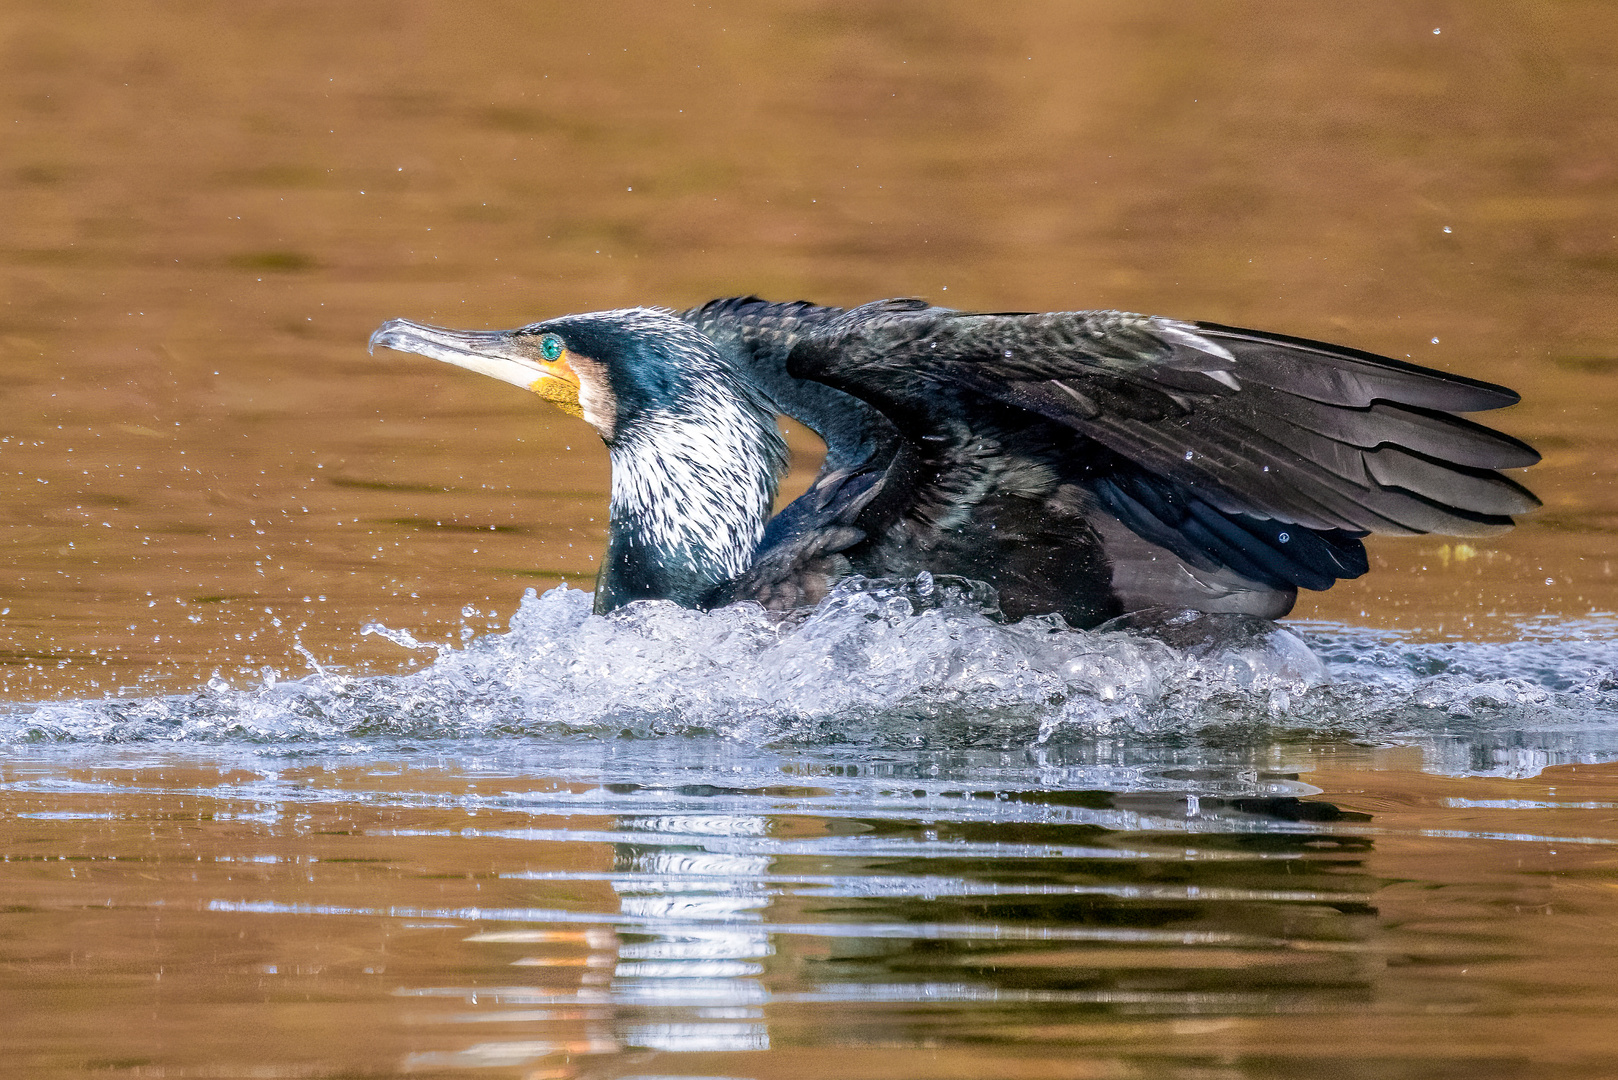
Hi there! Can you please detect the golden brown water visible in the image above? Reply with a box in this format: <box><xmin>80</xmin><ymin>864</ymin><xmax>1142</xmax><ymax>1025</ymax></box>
<box><xmin>4</xmin><ymin>2</ymin><xmax>1618</xmax><ymax>1076</ymax></box>
<box><xmin>7</xmin><ymin>746</ymin><xmax>1618</xmax><ymax>1079</ymax></box>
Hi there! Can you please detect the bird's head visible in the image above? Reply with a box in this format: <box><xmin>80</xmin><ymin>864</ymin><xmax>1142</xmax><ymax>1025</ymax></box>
<box><xmin>369</xmin><ymin>307</ymin><xmax>757</xmax><ymax>445</ymax></box>
<box><xmin>369</xmin><ymin>307</ymin><xmax>788</xmax><ymax>609</ymax></box>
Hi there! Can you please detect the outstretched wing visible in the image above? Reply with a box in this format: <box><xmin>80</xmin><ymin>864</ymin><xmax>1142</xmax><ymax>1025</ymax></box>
<box><xmin>785</xmin><ymin>302</ymin><xmax>1538</xmax><ymax>606</ymax></box>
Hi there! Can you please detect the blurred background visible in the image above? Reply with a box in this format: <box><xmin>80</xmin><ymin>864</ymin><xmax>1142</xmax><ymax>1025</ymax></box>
<box><xmin>3</xmin><ymin>0</ymin><xmax>1614</xmax><ymax>700</ymax></box>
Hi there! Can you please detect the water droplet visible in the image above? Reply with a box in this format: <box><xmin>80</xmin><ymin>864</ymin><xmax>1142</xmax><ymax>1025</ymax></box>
<box><xmin>1431</xmin><ymin>337</ymin><xmax>1440</xmax><ymax>344</ymax></box>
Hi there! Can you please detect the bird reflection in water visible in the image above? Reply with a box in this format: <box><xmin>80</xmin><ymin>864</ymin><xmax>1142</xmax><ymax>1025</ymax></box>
<box><xmin>420</xmin><ymin>778</ymin><xmax>1382</xmax><ymax>1074</ymax></box>
<box><xmin>608</xmin><ymin>812</ymin><xmax>774</xmax><ymax>1055</ymax></box>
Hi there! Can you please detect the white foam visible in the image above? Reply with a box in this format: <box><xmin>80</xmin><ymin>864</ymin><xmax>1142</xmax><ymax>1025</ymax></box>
<box><xmin>6</xmin><ymin>579</ymin><xmax>1618</xmax><ymax>777</ymax></box>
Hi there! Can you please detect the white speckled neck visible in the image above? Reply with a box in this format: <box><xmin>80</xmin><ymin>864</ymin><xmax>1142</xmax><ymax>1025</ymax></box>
<box><xmin>608</xmin><ymin>394</ymin><xmax>783</xmax><ymax>580</ymax></box>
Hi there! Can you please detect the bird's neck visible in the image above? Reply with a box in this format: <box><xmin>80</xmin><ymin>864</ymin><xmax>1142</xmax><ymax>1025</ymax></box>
<box><xmin>595</xmin><ymin>402</ymin><xmax>785</xmax><ymax>612</ymax></box>
<box><xmin>683</xmin><ymin>299</ymin><xmax>895</xmax><ymax>473</ymax></box>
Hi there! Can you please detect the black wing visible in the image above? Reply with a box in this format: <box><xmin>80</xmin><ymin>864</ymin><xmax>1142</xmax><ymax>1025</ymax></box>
<box><xmin>782</xmin><ymin>302</ymin><xmax>1538</xmax><ymax>622</ymax></box>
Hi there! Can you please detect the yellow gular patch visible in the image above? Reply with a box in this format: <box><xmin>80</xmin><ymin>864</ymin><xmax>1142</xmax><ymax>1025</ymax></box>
<box><xmin>528</xmin><ymin>355</ymin><xmax>585</xmax><ymax>419</ymax></box>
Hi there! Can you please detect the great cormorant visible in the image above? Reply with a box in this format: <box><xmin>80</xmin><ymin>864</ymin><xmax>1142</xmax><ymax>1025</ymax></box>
<box><xmin>369</xmin><ymin>298</ymin><xmax>1538</xmax><ymax>627</ymax></box>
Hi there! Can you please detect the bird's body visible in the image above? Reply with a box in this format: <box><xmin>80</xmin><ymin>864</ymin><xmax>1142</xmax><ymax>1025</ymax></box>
<box><xmin>370</xmin><ymin>298</ymin><xmax>1538</xmax><ymax>628</ymax></box>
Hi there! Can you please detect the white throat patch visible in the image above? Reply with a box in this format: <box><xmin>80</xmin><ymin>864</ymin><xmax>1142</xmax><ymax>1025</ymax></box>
<box><xmin>608</xmin><ymin>397</ymin><xmax>780</xmax><ymax>578</ymax></box>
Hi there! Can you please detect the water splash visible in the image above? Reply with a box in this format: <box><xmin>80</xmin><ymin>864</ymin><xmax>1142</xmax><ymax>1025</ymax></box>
<box><xmin>5</xmin><ymin>577</ymin><xmax>1618</xmax><ymax>774</ymax></box>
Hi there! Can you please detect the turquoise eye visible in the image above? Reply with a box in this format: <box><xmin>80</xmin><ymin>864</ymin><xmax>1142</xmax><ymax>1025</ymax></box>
<box><xmin>539</xmin><ymin>335</ymin><xmax>563</xmax><ymax>362</ymax></box>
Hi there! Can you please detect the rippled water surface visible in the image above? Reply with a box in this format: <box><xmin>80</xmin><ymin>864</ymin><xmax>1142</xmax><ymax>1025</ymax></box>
<box><xmin>9</xmin><ymin>587</ymin><xmax>1618</xmax><ymax>1078</ymax></box>
<box><xmin>10</xmin><ymin>734</ymin><xmax>1618</xmax><ymax>1079</ymax></box>
<box><xmin>5</xmin><ymin>1</ymin><xmax>1618</xmax><ymax>1076</ymax></box>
